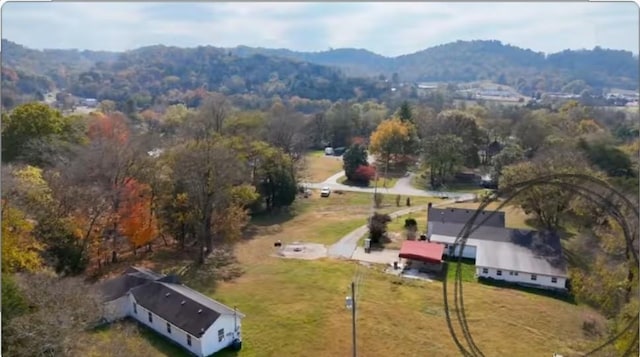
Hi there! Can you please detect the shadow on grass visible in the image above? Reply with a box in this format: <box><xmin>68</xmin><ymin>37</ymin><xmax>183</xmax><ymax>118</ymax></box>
<box><xmin>478</xmin><ymin>277</ymin><xmax>576</xmax><ymax>304</ymax></box>
<box><xmin>92</xmin><ymin>318</ymin><xmax>240</xmax><ymax>357</ymax></box>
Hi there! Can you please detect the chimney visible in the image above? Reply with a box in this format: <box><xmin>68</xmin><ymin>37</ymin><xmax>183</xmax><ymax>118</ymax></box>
<box><xmin>428</xmin><ymin>202</ymin><xmax>432</xmax><ymax>210</ymax></box>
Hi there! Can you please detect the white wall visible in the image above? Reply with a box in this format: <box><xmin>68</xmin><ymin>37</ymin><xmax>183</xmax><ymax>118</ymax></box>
<box><xmin>475</xmin><ymin>266</ymin><xmax>567</xmax><ymax>290</ymax></box>
<box><xmin>201</xmin><ymin>314</ymin><xmax>243</xmax><ymax>357</ymax></box>
<box><xmin>129</xmin><ymin>295</ymin><xmax>204</xmax><ymax>357</ymax></box>
<box><xmin>442</xmin><ymin>243</ymin><xmax>476</xmax><ymax>259</ymax></box>
<box><xmin>103</xmin><ymin>295</ymin><xmax>131</xmax><ymax>322</ymax></box>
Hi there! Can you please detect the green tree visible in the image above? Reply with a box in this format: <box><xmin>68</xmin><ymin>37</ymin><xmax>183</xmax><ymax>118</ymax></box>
<box><xmin>343</xmin><ymin>143</ymin><xmax>369</xmax><ymax>181</ymax></box>
<box><xmin>423</xmin><ymin>134</ymin><xmax>464</xmax><ymax>188</ymax></box>
<box><xmin>398</xmin><ymin>101</ymin><xmax>413</xmax><ymax>123</ymax></box>
<box><xmin>2</xmin><ymin>102</ymin><xmax>67</xmax><ymax>162</ymax></box>
<box><xmin>499</xmin><ymin>142</ymin><xmax>601</xmax><ymax>229</ymax></box>
<box><xmin>429</xmin><ymin>110</ymin><xmax>483</xmax><ymax>168</ymax></box>
<box><xmin>491</xmin><ymin>141</ymin><xmax>525</xmax><ymax>181</ymax></box>
<box><xmin>259</xmin><ymin>149</ymin><xmax>298</xmax><ymax>212</ymax></box>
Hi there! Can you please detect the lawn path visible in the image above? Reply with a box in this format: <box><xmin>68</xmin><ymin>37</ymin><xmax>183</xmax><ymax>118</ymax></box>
<box><xmin>327</xmin><ymin>198</ymin><xmax>465</xmax><ymax>259</ymax></box>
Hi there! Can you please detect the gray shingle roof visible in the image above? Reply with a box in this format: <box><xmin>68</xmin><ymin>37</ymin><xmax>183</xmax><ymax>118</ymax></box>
<box><xmin>131</xmin><ymin>281</ymin><xmax>222</xmax><ymax>337</ymax></box>
<box><xmin>427</xmin><ymin>207</ymin><xmax>567</xmax><ymax>278</ymax></box>
<box><xmin>428</xmin><ymin>207</ymin><xmax>505</xmax><ymax>228</ymax></box>
<box><xmin>100</xmin><ymin>266</ymin><xmax>245</xmax><ymax>336</ymax></box>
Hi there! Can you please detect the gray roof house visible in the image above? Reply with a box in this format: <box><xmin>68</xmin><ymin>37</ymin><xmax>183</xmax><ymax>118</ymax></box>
<box><xmin>99</xmin><ymin>267</ymin><xmax>245</xmax><ymax>357</ymax></box>
<box><xmin>426</xmin><ymin>204</ymin><xmax>568</xmax><ymax>291</ymax></box>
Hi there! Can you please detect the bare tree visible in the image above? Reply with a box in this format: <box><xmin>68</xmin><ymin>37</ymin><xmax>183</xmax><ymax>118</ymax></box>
<box><xmin>187</xmin><ymin>92</ymin><xmax>230</xmax><ymax>140</ymax></box>
<box><xmin>170</xmin><ymin>137</ymin><xmax>247</xmax><ymax>265</ymax></box>
<box><xmin>265</xmin><ymin>102</ymin><xmax>308</xmax><ymax>159</ymax></box>
<box><xmin>2</xmin><ymin>272</ymin><xmax>102</xmax><ymax>357</ymax></box>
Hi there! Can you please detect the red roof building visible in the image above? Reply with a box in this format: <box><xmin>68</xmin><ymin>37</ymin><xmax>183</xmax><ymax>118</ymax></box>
<box><xmin>399</xmin><ymin>241</ymin><xmax>445</xmax><ymax>265</ymax></box>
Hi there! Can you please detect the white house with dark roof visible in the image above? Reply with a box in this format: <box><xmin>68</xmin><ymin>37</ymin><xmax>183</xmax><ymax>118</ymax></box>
<box><xmin>426</xmin><ymin>204</ymin><xmax>568</xmax><ymax>291</ymax></box>
<box><xmin>99</xmin><ymin>267</ymin><xmax>245</xmax><ymax>357</ymax></box>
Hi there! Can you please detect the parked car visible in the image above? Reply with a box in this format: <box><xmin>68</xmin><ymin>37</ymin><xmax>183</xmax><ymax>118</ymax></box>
<box><xmin>320</xmin><ymin>186</ymin><xmax>331</xmax><ymax>197</ymax></box>
<box><xmin>324</xmin><ymin>147</ymin><xmax>334</xmax><ymax>155</ymax></box>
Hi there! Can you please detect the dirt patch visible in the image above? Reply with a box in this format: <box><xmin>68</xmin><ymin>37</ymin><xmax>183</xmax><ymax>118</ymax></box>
<box><xmin>275</xmin><ymin>242</ymin><xmax>328</xmax><ymax>260</ymax></box>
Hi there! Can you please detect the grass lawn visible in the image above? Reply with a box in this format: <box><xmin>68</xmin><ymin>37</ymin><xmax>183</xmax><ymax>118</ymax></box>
<box><xmin>81</xmin><ymin>191</ymin><xmax>606</xmax><ymax>357</ymax></box>
<box><xmin>299</xmin><ymin>151</ymin><xmax>343</xmax><ymax>183</ymax></box>
<box><xmin>338</xmin><ymin>175</ymin><xmax>399</xmax><ymax>189</ymax></box>
<box><xmin>411</xmin><ymin>172</ymin><xmax>491</xmax><ymax>195</ymax></box>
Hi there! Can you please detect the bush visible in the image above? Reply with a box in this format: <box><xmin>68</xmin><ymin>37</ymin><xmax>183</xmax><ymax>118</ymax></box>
<box><xmin>353</xmin><ymin>165</ymin><xmax>376</xmax><ymax>186</ymax></box>
<box><xmin>368</xmin><ymin>213</ymin><xmax>391</xmax><ymax>244</ymax></box>
<box><xmin>374</xmin><ymin>192</ymin><xmax>384</xmax><ymax>208</ymax></box>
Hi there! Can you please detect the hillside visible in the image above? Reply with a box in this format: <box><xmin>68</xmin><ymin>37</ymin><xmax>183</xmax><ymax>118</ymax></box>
<box><xmin>229</xmin><ymin>40</ymin><xmax>639</xmax><ymax>93</ymax></box>
<box><xmin>1</xmin><ymin>39</ymin><xmax>637</xmax><ymax>109</ymax></box>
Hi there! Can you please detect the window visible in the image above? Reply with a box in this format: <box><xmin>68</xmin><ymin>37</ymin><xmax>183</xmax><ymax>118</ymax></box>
<box><xmin>514</xmin><ymin>272</ymin><xmax>519</xmax><ymax>276</ymax></box>
<box><xmin>187</xmin><ymin>334</ymin><xmax>192</xmax><ymax>346</ymax></box>
<box><xmin>133</xmin><ymin>302</ymin><xmax>137</xmax><ymax>314</ymax></box>
<box><xmin>218</xmin><ymin>328</ymin><xmax>225</xmax><ymax>342</ymax></box>
<box><xmin>496</xmin><ymin>270</ymin><xmax>502</xmax><ymax>276</ymax></box>
<box><xmin>167</xmin><ymin>323</ymin><xmax>172</xmax><ymax>334</ymax></box>
<box><xmin>531</xmin><ymin>274</ymin><xmax>537</xmax><ymax>281</ymax></box>
<box><xmin>148</xmin><ymin>312</ymin><xmax>153</xmax><ymax>323</ymax></box>
<box><xmin>508</xmin><ymin>271</ymin><xmax>513</xmax><ymax>276</ymax></box>
<box><xmin>482</xmin><ymin>268</ymin><xmax>488</xmax><ymax>274</ymax></box>
<box><xmin>551</xmin><ymin>277</ymin><xmax>557</xmax><ymax>283</ymax></box>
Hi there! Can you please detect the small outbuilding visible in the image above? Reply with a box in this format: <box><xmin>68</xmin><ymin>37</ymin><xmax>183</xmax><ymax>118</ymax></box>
<box><xmin>399</xmin><ymin>240</ymin><xmax>445</xmax><ymax>273</ymax></box>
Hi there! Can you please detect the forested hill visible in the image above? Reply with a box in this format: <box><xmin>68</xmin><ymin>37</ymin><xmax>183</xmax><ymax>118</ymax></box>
<box><xmin>1</xmin><ymin>39</ymin><xmax>638</xmax><ymax>108</ymax></box>
<box><xmin>230</xmin><ymin>40</ymin><xmax>639</xmax><ymax>92</ymax></box>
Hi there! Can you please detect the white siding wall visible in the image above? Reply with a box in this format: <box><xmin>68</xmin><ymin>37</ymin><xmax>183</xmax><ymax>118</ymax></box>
<box><xmin>475</xmin><ymin>266</ymin><xmax>567</xmax><ymax>290</ymax></box>
<box><xmin>201</xmin><ymin>315</ymin><xmax>243</xmax><ymax>357</ymax></box>
<box><xmin>129</xmin><ymin>296</ymin><xmax>204</xmax><ymax>357</ymax></box>
<box><xmin>443</xmin><ymin>243</ymin><xmax>477</xmax><ymax>259</ymax></box>
<box><xmin>103</xmin><ymin>295</ymin><xmax>131</xmax><ymax>322</ymax></box>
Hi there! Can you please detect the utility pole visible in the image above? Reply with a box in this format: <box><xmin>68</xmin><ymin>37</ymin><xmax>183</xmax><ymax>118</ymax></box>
<box><xmin>350</xmin><ymin>281</ymin><xmax>357</xmax><ymax>357</ymax></box>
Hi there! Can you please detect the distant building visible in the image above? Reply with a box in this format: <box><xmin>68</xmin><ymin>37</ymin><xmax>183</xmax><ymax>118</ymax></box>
<box><xmin>80</xmin><ymin>98</ymin><xmax>99</xmax><ymax>107</ymax></box>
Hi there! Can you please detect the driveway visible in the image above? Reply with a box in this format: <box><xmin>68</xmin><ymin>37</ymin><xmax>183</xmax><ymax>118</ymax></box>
<box><xmin>327</xmin><ymin>201</ymin><xmax>465</xmax><ymax>259</ymax></box>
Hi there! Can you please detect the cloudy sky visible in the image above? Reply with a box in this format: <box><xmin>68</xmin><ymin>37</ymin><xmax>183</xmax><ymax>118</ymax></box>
<box><xmin>2</xmin><ymin>2</ymin><xmax>638</xmax><ymax>56</ymax></box>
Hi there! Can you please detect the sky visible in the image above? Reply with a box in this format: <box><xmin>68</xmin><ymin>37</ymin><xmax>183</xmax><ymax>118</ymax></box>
<box><xmin>1</xmin><ymin>2</ymin><xmax>639</xmax><ymax>57</ymax></box>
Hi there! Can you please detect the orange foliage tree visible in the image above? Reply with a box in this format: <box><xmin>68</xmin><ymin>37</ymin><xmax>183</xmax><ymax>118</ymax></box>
<box><xmin>87</xmin><ymin>112</ymin><xmax>130</xmax><ymax>145</ymax></box>
<box><xmin>117</xmin><ymin>178</ymin><xmax>158</xmax><ymax>255</ymax></box>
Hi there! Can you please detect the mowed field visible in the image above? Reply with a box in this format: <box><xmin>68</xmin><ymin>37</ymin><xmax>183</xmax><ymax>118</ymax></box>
<box><xmin>79</xmin><ymin>193</ymin><xmax>607</xmax><ymax>357</ymax></box>
<box><xmin>300</xmin><ymin>151</ymin><xmax>344</xmax><ymax>183</ymax></box>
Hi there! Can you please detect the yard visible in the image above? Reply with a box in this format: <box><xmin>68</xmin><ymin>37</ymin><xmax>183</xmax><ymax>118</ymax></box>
<box><xmin>338</xmin><ymin>175</ymin><xmax>399</xmax><ymax>189</ymax></box>
<box><xmin>299</xmin><ymin>150</ymin><xmax>344</xmax><ymax>183</ymax></box>
<box><xmin>80</xmin><ymin>192</ymin><xmax>607</xmax><ymax>357</ymax></box>
<box><xmin>410</xmin><ymin>172</ymin><xmax>490</xmax><ymax>195</ymax></box>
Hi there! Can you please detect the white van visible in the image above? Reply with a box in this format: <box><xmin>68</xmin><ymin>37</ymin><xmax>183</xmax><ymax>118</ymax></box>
<box><xmin>324</xmin><ymin>147</ymin><xmax>334</xmax><ymax>156</ymax></box>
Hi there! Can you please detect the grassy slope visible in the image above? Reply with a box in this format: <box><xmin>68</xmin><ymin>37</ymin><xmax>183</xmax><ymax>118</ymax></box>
<box><xmin>80</xmin><ymin>193</ymin><xmax>605</xmax><ymax>357</ymax></box>
<box><xmin>300</xmin><ymin>151</ymin><xmax>344</xmax><ymax>183</ymax></box>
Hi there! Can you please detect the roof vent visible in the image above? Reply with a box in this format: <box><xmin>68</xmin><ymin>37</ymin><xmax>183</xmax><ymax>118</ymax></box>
<box><xmin>198</xmin><ymin>309</ymin><xmax>203</xmax><ymax>314</ymax></box>
<box><xmin>465</xmin><ymin>210</ymin><xmax>469</xmax><ymax>213</ymax></box>
<box><xmin>165</xmin><ymin>293</ymin><xmax>171</xmax><ymax>297</ymax></box>
<box><xmin>181</xmin><ymin>300</ymin><xmax>186</xmax><ymax>305</ymax></box>
<box><xmin>450</xmin><ymin>209</ymin><xmax>454</xmax><ymax>212</ymax></box>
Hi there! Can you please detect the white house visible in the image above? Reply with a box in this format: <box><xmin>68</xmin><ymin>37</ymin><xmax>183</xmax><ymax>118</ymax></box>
<box><xmin>426</xmin><ymin>204</ymin><xmax>568</xmax><ymax>291</ymax></box>
<box><xmin>100</xmin><ymin>267</ymin><xmax>245</xmax><ymax>357</ymax></box>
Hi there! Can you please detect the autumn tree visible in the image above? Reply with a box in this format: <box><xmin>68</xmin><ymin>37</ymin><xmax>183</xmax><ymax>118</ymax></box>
<box><xmin>170</xmin><ymin>136</ymin><xmax>247</xmax><ymax>264</ymax></box>
<box><xmin>343</xmin><ymin>143</ymin><xmax>369</xmax><ymax>181</ymax></box>
<box><xmin>369</xmin><ymin>118</ymin><xmax>412</xmax><ymax>175</ymax></box>
<box><xmin>118</xmin><ymin>179</ymin><xmax>158</xmax><ymax>255</ymax></box>
<box><xmin>1</xmin><ymin>201</ymin><xmax>42</xmax><ymax>274</ymax></box>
